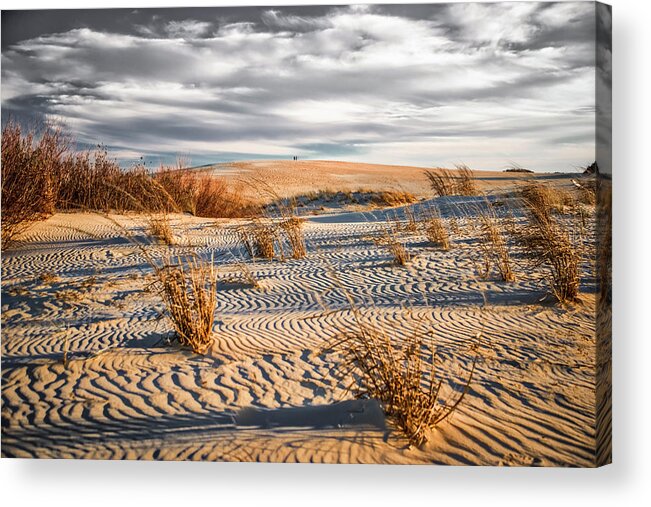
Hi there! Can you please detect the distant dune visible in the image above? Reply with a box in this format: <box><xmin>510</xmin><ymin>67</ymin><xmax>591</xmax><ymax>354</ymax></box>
<box><xmin>206</xmin><ymin>160</ymin><xmax>571</xmax><ymax>203</ymax></box>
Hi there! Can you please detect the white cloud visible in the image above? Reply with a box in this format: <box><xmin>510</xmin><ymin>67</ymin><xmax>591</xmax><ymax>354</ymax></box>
<box><xmin>1</xmin><ymin>3</ymin><xmax>598</xmax><ymax>170</ymax></box>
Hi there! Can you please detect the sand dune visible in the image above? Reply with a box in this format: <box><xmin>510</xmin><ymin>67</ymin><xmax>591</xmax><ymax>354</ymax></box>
<box><xmin>211</xmin><ymin>160</ymin><xmax>576</xmax><ymax>202</ymax></box>
<box><xmin>1</xmin><ymin>170</ymin><xmax>599</xmax><ymax>464</ymax></box>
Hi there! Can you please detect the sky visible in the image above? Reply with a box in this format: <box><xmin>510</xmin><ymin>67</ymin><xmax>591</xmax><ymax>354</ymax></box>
<box><xmin>1</xmin><ymin>2</ymin><xmax>601</xmax><ymax>171</ymax></box>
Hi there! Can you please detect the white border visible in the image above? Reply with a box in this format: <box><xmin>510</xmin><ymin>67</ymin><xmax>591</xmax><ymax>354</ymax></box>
<box><xmin>1</xmin><ymin>1</ymin><xmax>650</xmax><ymax>505</ymax></box>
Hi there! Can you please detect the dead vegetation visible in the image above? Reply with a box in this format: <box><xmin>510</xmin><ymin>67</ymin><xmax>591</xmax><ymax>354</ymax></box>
<box><xmin>476</xmin><ymin>206</ymin><xmax>515</xmax><ymax>282</ymax></box>
<box><xmin>370</xmin><ymin>190</ymin><xmax>417</xmax><ymax>207</ymax></box>
<box><xmin>1</xmin><ymin>121</ymin><xmax>67</xmax><ymax>247</ymax></box>
<box><xmin>238</xmin><ymin>221</ymin><xmax>280</xmax><ymax>260</ymax></box>
<box><xmin>519</xmin><ymin>181</ymin><xmax>574</xmax><ymax>217</ymax></box>
<box><xmin>421</xmin><ymin>207</ymin><xmax>451</xmax><ymax>250</ymax></box>
<box><xmin>424</xmin><ymin>164</ymin><xmax>479</xmax><ymax>197</ymax></box>
<box><xmin>156</xmin><ymin>255</ymin><xmax>217</xmax><ymax>355</ymax></box>
<box><xmin>325</xmin><ymin>308</ymin><xmax>479</xmax><ymax>447</ymax></box>
<box><xmin>1</xmin><ymin>120</ymin><xmax>256</xmax><ymax>249</ymax></box>
<box><xmin>373</xmin><ymin>223</ymin><xmax>410</xmax><ymax>266</ymax></box>
<box><xmin>519</xmin><ymin>183</ymin><xmax>581</xmax><ymax>304</ymax></box>
<box><xmin>280</xmin><ymin>217</ymin><xmax>307</xmax><ymax>259</ymax></box>
<box><xmin>148</xmin><ymin>214</ymin><xmax>175</xmax><ymax>245</ymax></box>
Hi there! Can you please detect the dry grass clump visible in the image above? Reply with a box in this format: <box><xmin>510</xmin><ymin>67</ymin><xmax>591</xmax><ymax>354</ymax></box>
<box><xmin>520</xmin><ymin>193</ymin><xmax>580</xmax><ymax>304</ymax></box>
<box><xmin>388</xmin><ymin>238</ymin><xmax>410</xmax><ymax>266</ymax></box>
<box><xmin>148</xmin><ymin>214</ymin><xmax>175</xmax><ymax>245</ymax></box>
<box><xmin>422</xmin><ymin>208</ymin><xmax>450</xmax><ymax>250</ymax></box>
<box><xmin>476</xmin><ymin>208</ymin><xmax>515</xmax><ymax>282</ymax></box>
<box><xmin>374</xmin><ymin>225</ymin><xmax>410</xmax><ymax>266</ymax></box>
<box><xmin>238</xmin><ymin>221</ymin><xmax>280</xmax><ymax>260</ymax></box>
<box><xmin>157</xmin><ymin>255</ymin><xmax>217</xmax><ymax>354</ymax></box>
<box><xmin>519</xmin><ymin>182</ymin><xmax>574</xmax><ymax>217</ymax></box>
<box><xmin>326</xmin><ymin>314</ymin><xmax>478</xmax><ymax>447</ymax></box>
<box><xmin>403</xmin><ymin>206</ymin><xmax>419</xmax><ymax>233</ymax></box>
<box><xmin>370</xmin><ymin>190</ymin><xmax>417</xmax><ymax>207</ymax></box>
<box><xmin>280</xmin><ymin>217</ymin><xmax>307</xmax><ymax>259</ymax></box>
<box><xmin>424</xmin><ymin>164</ymin><xmax>479</xmax><ymax>197</ymax></box>
<box><xmin>154</xmin><ymin>166</ymin><xmax>257</xmax><ymax>218</ymax></box>
<box><xmin>422</xmin><ymin>207</ymin><xmax>450</xmax><ymax>250</ymax></box>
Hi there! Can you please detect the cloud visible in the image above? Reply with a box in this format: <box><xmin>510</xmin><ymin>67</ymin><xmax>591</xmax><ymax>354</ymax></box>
<box><xmin>1</xmin><ymin>3</ymin><xmax>598</xmax><ymax>170</ymax></box>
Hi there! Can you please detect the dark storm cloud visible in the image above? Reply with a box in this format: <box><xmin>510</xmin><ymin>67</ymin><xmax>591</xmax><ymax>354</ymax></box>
<box><xmin>1</xmin><ymin>3</ymin><xmax>599</xmax><ymax>170</ymax></box>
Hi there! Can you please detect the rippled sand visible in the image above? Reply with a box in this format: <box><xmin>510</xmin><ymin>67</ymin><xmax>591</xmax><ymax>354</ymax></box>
<box><xmin>1</xmin><ymin>166</ymin><xmax>598</xmax><ymax>465</ymax></box>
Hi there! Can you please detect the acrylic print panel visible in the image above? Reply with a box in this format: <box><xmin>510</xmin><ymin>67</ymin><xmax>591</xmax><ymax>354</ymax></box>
<box><xmin>0</xmin><ymin>2</ymin><xmax>612</xmax><ymax>466</ymax></box>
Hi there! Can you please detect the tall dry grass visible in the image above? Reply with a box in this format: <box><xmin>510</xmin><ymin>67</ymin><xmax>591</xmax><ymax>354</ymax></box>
<box><xmin>424</xmin><ymin>164</ymin><xmax>479</xmax><ymax>197</ymax></box>
<box><xmin>148</xmin><ymin>214</ymin><xmax>175</xmax><ymax>245</ymax></box>
<box><xmin>476</xmin><ymin>206</ymin><xmax>515</xmax><ymax>282</ymax></box>
<box><xmin>519</xmin><ymin>184</ymin><xmax>580</xmax><ymax>303</ymax></box>
<box><xmin>1</xmin><ymin>121</ymin><xmax>256</xmax><ymax>248</ymax></box>
<box><xmin>157</xmin><ymin>255</ymin><xmax>217</xmax><ymax>355</ymax></box>
<box><xmin>238</xmin><ymin>220</ymin><xmax>280</xmax><ymax>260</ymax></box>
<box><xmin>422</xmin><ymin>207</ymin><xmax>450</xmax><ymax>250</ymax></box>
<box><xmin>280</xmin><ymin>217</ymin><xmax>307</xmax><ymax>259</ymax></box>
<box><xmin>325</xmin><ymin>307</ymin><xmax>478</xmax><ymax>447</ymax></box>
<box><xmin>154</xmin><ymin>165</ymin><xmax>257</xmax><ymax>218</ymax></box>
<box><xmin>519</xmin><ymin>181</ymin><xmax>574</xmax><ymax>217</ymax></box>
<box><xmin>1</xmin><ymin>121</ymin><xmax>68</xmax><ymax>247</ymax></box>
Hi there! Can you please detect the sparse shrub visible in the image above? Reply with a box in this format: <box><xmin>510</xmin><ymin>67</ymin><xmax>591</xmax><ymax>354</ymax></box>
<box><xmin>424</xmin><ymin>164</ymin><xmax>479</xmax><ymax>197</ymax></box>
<box><xmin>422</xmin><ymin>207</ymin><xmax>450</xmax><ymax>250</ymax></box>
<box><xmin>280</xmin><ymin>217</ymin><xmax>307</xmax><ymax>259</ymax></box>
<box><xmin>476</xmin><ymin>207</ymin><xmax>515</xmax><ymax>282</ymax></box>
<box><xmin>149</xmin><ymin>214</ymin><xmax>175</xmax><ymax>245</ymax></box>
<box><xmin>520</xmin><ymin>195</ymin><xmax>580</xmax><ymax>304</ymax></box>
<box><xmin>370</xmin><ymin>190</ymin><xmax>417</xmax><ymax>207</ymax></box>
<box><xmin>238</xmin><ymin>221</ymin><xmax>280</xmax><ymax>260</ymax></box>
<box><xmin>325</xmin><ymin>313</ymin><xmax>478</xmax><ymax>447</ymax></box>
<box><xmin>157</xmin><ymin>255</ymin><xmax>217</xmax><ymax>354</ymax></box>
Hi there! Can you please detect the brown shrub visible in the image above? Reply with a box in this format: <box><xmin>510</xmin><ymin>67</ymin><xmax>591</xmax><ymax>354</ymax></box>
<box><xmin>370</xmin><ymin>190</ymin><xmax>417</xmax><ymax>207</ymax></box>
<box><xmin>520</xmin><ymin>196</ymin><xmax>580</xmax><ymax>304</ymax></box>
<box><xmin>424</xmin><ymin>164</ymin><xmax>479</xmax><ymax>197</ymax></box>
<box><xmin>1</xmin><ymin>121</ymin><xmax>69</xmax><ymax>247</ymax></box>
<box><xmin>157</xmin><ymin>255</ymin><xmax>217</xmax><ymax>354</ymax></box>
<box><xmin>149</xmin><ymin>214</ymin><xmax>175</xmax><ymax>245</ymax></box>
<box><xmin>326</xmin><ymin>313</ymin><xmax>478</xmax><ymax>447</ymax></box>
<box><xmin>280</xmin><ymin>217</ymin><xmax>307</xmax><ymax>259</ymax></box>
<box><xmin>422</xmin><ymin>207</ymin><xmax>450</xmax><ymax>250</ymax></box>
<box><xmin>476</xmin><ymin>208</ymin><xmax>515</xmax><ymax>282</ymax></box>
